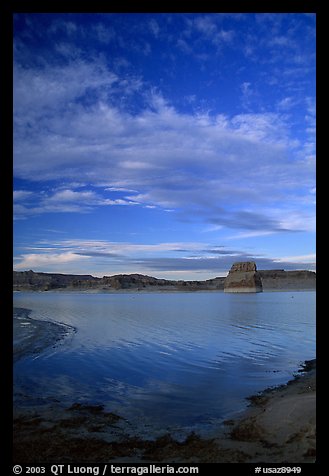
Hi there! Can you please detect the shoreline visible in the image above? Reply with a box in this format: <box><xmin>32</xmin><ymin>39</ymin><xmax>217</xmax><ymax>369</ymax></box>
<box><xmin>13</xmin><ymin>268</ymin><xmax>316</xmax><ymax>294</ymax></box>
<box><xmin>13</xmin><ymin>305</ymin><xmax>316</xmax><ymax>463</ymax></box>
<box><xmin>13</xmin><ymin>287</ymin><xmax>316</xmax><ymax>294</ymax></box>
<box><xmin>13</xmin><ymin>360</ymin><xmax>316</xmax><ymax>463</ymax></box>
<box><xmin>217</xmin><ymin>359</ymin><xmax>316</xmax><ymax>463</ymax></box>
<box><xmin>13</xmin><ymin>307</ymin><xmax>76</xmax><ymax>362</ymax></box>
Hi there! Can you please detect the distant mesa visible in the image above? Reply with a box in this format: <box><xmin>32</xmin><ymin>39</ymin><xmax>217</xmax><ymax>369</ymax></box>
<box><xmin>13</xmin><ymin>266</ymin><xmax>316</xmax><ymax>292</ymax></box>
<box><xmin>224</xmin><ymin>261</ymin><xmax>263</xmax><ymax>293</ymax></box>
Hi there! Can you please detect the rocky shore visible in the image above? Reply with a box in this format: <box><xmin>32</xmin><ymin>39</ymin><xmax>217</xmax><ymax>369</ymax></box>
<box><xmin>13</xmin><ymin>359</ymin><xmax>316</xmax><ymax>463</ymax></box>
<box><xmin>13</xmin><ymin>307</ymin><xmax>76</xmax><ymax>362</ymax></box>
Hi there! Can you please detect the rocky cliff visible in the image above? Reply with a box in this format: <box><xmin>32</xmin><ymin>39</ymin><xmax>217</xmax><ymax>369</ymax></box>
<box><xmin>12</xmin><ymin>270</ymin><xmax>225</xmax><ymax>292</ymax></box>
<box><xmin>12</xmin><ymin>270</ymin><xmax>95</xmax><ymax>291</ymax></box>
<box><xmin>13</xmin><ymin>268</ymin><xmax>315</xmax><ymax>292</ymax></box>
<box><xmin>224</xmin><ymin>262</ymin><xmax>263</xmax><ymax>293</ymax></box>
<box><xmin>258</xmin><ymin>269</ymin><xmax>316</xmax><ymax>290</ymax></box>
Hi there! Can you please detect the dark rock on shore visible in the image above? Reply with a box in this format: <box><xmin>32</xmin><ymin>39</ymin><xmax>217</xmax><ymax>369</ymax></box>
<box><xmin>13</xmin><ymin>360</ymin><xmax>316</xmax><ymax>463</ymax></box>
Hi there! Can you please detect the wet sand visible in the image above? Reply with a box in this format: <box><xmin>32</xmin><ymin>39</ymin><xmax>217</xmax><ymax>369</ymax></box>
<box><xmin>219</xmin><ymin>359</ymin><xmax>316</xmax><ymax>463</ymax></box>
<box><xmin>13</xmin><ymin>307</ymin><xmax>76</xmax><ymax>362</ymax></box>
<box><xmin>13</xmin><ymin>308</ymin><xmax>316</xmax><ymax>463</ymax></box>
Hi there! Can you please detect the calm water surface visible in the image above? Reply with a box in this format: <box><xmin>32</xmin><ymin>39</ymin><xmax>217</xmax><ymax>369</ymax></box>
<box><xmin>13</xmin><ymin>291</ymin><xmax>316</xmax><ymax>437</ymax></box>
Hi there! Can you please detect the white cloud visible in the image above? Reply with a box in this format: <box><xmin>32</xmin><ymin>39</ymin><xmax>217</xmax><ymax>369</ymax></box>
<box><xmin>276</xmin><ymin>96</ymin><xmax>298</xmax><ymax>111</ymax></box>
<box><xmin>226</xmin><ymin>230</ymin><xmax>275</xmax><ymax>240</ymax></box>
<box><xmin>13</xmin><ymin>190</ymin><xmax>34</xmax><ymax>201</ymax></box>
<box><xmin>13</xmin><ymin>237</ymin><xmax>316</xmax><ymax>277</ymax></box>
<box><xmin>13</xmin><ymin>57</ymin><xmax>315</xmax><ymax>232</ymax></box>
<box><xmin>46</xmin><ymin>189</ymin><xmax>98</xmax><ymax>203</ymax></box>
<box><xmin>13</xmin><ymin>186</ymin><xmax>140</xmax><ymax>219</ymax></box>
<box><xmin>14</xmin><ymin>252</ymin><xmax>89</xmax><ymax>270</ymax></box>
<box><xmin>277</xmin><ymin>211</ymin><xmax>316</xmax><ymax>233</ymax></box>
<box><xmin>188</xmin><ymin>15</ymin><xmax>234</xmax><ymax>47</ymax></box>
<box><xmin>14</xmin><ymin>59</ymin><xmax>118</xmax><ymax>117</ymax></box>
<box><xmin>273</xmin><ymin>253</ymin><xmax>316</xmax><ymax>264</ymax></box>
<box><xmin>149</xmin><ymin>19</ymin><xmax>160</xmax><ymax>37</ymax></box>
<box><xmin>43</xmin><ymin>239</ymin><xmax>204</xmax><ymax>256</ymax></box>
<box><xmin>13</xmin><ymin>239</ymin><xmax>218</xmax><ymax>276</ymax></box>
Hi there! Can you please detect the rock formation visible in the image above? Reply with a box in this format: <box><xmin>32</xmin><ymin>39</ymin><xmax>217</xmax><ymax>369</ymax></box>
<box><xmin>12</xmin><ymin>270</ymin><xmax>225</xmax><ymax>291</ymax></box>
<box><xmin>224</xmin><ymin>261</ymin><xmax>263</xmax><ymax>293</ymax></box>
<box><xmin>258</xmin><ymin>269</ymin><xmax>316</xmax><ymax>291</ymax></box>
<box><xmin>13</xmin><ymin>267</ymin><xmax>316</xmax><ymax>292</ymax></box>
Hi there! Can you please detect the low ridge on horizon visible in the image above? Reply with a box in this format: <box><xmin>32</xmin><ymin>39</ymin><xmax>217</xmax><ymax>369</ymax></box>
<box><xmin>13</xmin><ymin>263</ymin><xmax>316</xmax><ymax>292</ymax></box>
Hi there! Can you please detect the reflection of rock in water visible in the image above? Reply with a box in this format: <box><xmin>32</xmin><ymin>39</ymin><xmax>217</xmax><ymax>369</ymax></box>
<box><xmin>224</xmin><ymin>262</ymin><xmax>263</xmax><ymax>293</ymax></box>
<box><xmin>13</xmin><ymin>307</ymin><xmax>75</xmax><ymax>362</ymax></box>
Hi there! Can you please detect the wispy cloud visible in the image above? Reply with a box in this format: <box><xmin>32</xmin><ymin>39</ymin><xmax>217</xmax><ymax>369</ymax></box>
<box><xmin>13</xmin><ymin>13</ymin><xmax>315</xmax><ymax>279</ymax></box>
<box><xmin>188</xmin><ymin>15</ymin><xmax>235</xmax><ymax>46</ymax></box>
<box><xmin>14</xmin><ymin>238</ymin><xmax>316</xmax><ymax>277</ymax></box>
<box><xmin>13</xmin><ymin>190</ymin><xmax>34</xmax><ymax>201</ymax></box>
<box><xmin>13</xmin><ymin>186</ymin><xmax>140</xmax><ymax>219</ymax></box>
<box><xmin>33</xmin><ymin>239</ymin><xmax>205</xmax><ymax>256</ymax></box>
<box><xmin>14</xmin><ymin>251</ymin><xmax>89</xmax><ymax>271</ymax></box>
<box><xmin>273</xmin><ymin>253</ymin><xmax>316</xmax><ymax>264</ymax></box>
<box><xmin>13</xmin><ymin>57</ymin><xmax>315</xmax><ymax>232</ymax></box>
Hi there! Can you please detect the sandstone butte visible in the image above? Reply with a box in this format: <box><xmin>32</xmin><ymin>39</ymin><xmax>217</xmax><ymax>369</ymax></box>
<box><xmin>224</xmin><ymin>261</ymin><xmax>263</xmax><ymax>293</ymax></box>
<box><xmin>13</xmin><ymin>267</ymin><xmax>316</xmax><ymax>292</ymax></box>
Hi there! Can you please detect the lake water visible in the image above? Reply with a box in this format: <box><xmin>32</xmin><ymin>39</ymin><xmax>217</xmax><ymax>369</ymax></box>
<box><xmin>13</xmin><ymin>291</ymin><xmax>316</xmax><ymax>438</ymax></box>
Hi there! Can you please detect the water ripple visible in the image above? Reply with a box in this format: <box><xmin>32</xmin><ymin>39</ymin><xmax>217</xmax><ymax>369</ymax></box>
<box><xmin>13</xmin><ymin>291</ymin><xmax>316</xmax><ymax>437</ymax></box>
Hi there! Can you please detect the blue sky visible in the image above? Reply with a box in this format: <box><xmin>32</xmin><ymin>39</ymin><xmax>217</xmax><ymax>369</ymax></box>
<box><xmin>13</xmin><ymin>13</ymin><xmax>316</xmax><ymax>279</ymax></box>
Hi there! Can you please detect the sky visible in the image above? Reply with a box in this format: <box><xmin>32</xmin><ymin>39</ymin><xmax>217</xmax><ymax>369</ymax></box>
<box><xmin>13</xmin><ymin>13</ymin><xmax>316</xmax><ymax>280</ymax></box>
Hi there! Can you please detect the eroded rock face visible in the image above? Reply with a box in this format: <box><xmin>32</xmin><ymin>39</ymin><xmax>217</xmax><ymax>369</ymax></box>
<box><xmin>13</xmin><ymin>268</ymin><xmax>315</xmax><ymax>292</ymax></box>
<box><xmin>230</xmin><ymin>262</ymin><xmax>257</xmax><ymax>273</ymax></box>
<box><xmin>224</xmin><ymin>261</ymin><xmax>263</xmax><ymax>293</ymax></box>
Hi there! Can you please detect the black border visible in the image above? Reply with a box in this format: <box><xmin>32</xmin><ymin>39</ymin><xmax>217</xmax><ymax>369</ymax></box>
<box><xmin>4</xmin><ymin>0</ymin><xmax>320</xmax><ymax>472</ymax></box>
